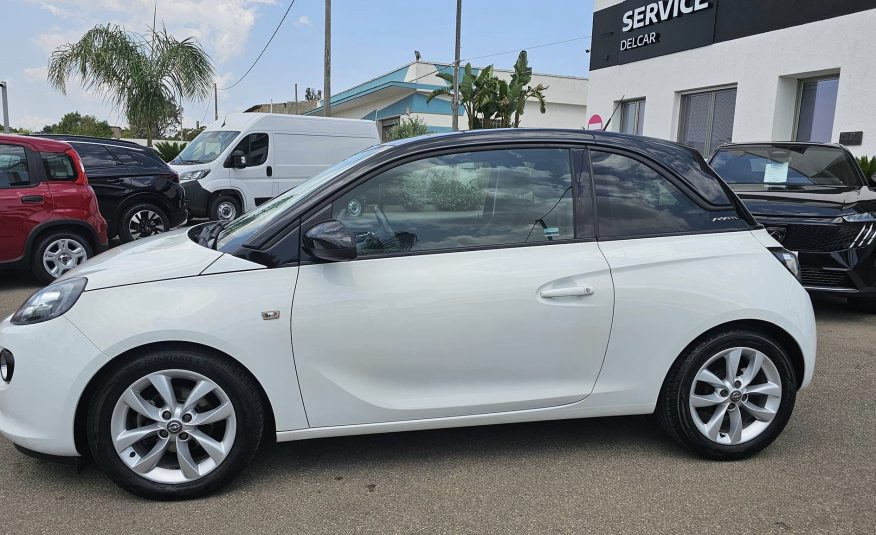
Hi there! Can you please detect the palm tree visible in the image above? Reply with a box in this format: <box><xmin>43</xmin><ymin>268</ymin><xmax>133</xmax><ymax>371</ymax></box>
<box><xmin>48</xmin><ymin>24</ymin><xmax>214</xmax><ymax>146</ymax></box>
<box><xmin>427</xmin><ymin>63</ymin><xmax>496</xmax><ymax>130</ymax></box>
<box><xmin>507</xmin><ymin>51</ymin><xmax>548</xmax><ymax>127</ymax></box>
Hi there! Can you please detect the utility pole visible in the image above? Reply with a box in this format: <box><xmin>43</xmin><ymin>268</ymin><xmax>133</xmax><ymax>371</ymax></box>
<box><xmin>0</xmin><ymin>82</ymin><xmax>9</xmax><ymax>133</ymax></box>
<box><xmin>294</xmin><ymin>83</ymin><xmax>298</xmax><ymax>104</ymax></box>
<box><xmin>214</xmin><ymin>83</ymin><xmax>218</xmax><ymax>121</ymax></box>
<box><xmin>452</xmin><ymin>0</ymin><xmax>462</xmax><ymax>131</ymax></box>
<box><xmin>324</xmin><ymin>0</ymin><xmax>332</xmax><ymax>117</ymax></box>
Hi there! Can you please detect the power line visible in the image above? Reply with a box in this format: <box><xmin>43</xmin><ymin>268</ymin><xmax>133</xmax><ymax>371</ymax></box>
<box><xmin>219</xmin><ymin>0</ymin><xmax>296</xmax><ymax>91</ymax></box>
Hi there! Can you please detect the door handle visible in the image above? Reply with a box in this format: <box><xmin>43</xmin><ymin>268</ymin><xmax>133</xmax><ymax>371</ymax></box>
<box><xmin>266</xmin><ymin>165</ymin><xmax>273</xmax><ymax>177</ymax></box>
<box><xmin>540</xmin><ymin>286</ymin><xmax>595</xmax><ymax>298</ymax></box>
<box><xmin>20</xmin><ymin>195</ymin><xmax>44</xmax><ymax>204</ymax></box>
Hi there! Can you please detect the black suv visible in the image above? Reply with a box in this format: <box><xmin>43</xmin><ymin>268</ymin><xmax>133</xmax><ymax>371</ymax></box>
<box><xmin>710</xmin><ymin>142</ymin><xmax>876</xmax><ymax>309</ymax></box>
<box><xmin>32</xmin><ymin>135</ymin><xmax>187</xmax><ymax>242</ymax></box>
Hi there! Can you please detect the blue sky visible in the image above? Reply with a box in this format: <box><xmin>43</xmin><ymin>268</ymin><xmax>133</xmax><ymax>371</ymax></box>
<box><xmin>2</xmin><ymin>0</ymin><xmax>594</xmax><ymax>131</ymax></box>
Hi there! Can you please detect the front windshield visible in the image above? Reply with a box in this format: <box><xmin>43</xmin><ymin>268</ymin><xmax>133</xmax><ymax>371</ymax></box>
<box><xmin>711</xmin><ymin>146</ymin><xmax>860</xmax><ymax>187</ymax></box>
<box><xmin>215</xmin><ymin>144</ymin><xmax>388</xmax><ymax>249</ymax></box>
<box><xmin>173</xmin><ymin>130</ymin><xmax>240</xmax><ymax>164</ymax></box>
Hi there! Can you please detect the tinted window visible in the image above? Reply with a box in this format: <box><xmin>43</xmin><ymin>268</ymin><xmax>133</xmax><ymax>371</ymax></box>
<box><xmin>107</xmin><ymin>147</ymin><xmax>141</xmax><ymax>166</ymax></box>
<box><xmin>333</xmin><ymin>148</ymin><xmax>575</xmax><ymax>256</ymax></box>
<box><xmin>796</xmin><ymin>77</ymin><xmax>838</xmax><ymax>143</ymax></box>
<box><xmin>0</xmin><ymin>144</ymin><xmax>30</xmax><ymax>188</ymax></box>
<box><xmin>711</xmin><ymin>145</ymin><xmax>858</xmax><ymax>187</ymax></box>
<box><xmin>592</xmin><ymin>150</ymin><xmax>739</xmax><ymax>238</ymax></box>
<box><xmin>42</xmin><ymin>153</ymin><xmax>76</xmax><ymax>181</ymax></box>
<box><xmin>72</xmin><ymin>143</ymin><xmax>118</xmax><ymax>169</ymax></box>
<box><xmin>231</xmin><ymin>133</ymin><xmax>269</xmax><ymax>166</ymax></box>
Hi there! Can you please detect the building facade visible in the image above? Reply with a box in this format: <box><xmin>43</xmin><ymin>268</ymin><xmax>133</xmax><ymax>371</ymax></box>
<box><xmin>587</xmin><ymin>0</ymin><xmax>876</xmax><ymax>156</ymax></box>
<box><xmin>305</xmin><ymin>61</ymin><xmax>588</xmax><ymax>140</ymax></box>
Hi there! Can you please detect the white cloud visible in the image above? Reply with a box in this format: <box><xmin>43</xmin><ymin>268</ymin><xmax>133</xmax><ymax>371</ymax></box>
<box><xmin>295</xmin><ymin>15</ymin><xmax>310</xmax><ymax>26</ymax></box>
<box><xmin>24</xmin><ymin>66</ymin><xmax>49</xmax><ymax>82</ymax></box>
<box><xmin>14</xmin><ymin>114</ymin><xmax>54</xmax><ymax>131</ymax></box>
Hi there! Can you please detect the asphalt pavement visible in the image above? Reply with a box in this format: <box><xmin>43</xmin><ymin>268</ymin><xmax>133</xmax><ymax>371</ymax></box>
<box><xmin>0</xmin><ymin>271</ymin><xmax>873</xmax><ymax>534</ymax></box>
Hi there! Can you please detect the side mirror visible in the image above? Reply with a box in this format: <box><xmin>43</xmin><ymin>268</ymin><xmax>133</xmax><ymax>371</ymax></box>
<box><xmin>231</xmin><ymin>150</ymin><xmax>247</xmax><ymax>169</ymax></box>
<box><xmin>303</xmin><ymin>220</ymin><xmax>358</xmax><ymax>262</ymax></box>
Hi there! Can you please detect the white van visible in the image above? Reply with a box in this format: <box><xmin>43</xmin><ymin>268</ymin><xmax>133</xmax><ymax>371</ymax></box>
<box><xmin>171</xmin><ymin>113</ymin><xmax>379</xmax><ymax>221</ymax></box>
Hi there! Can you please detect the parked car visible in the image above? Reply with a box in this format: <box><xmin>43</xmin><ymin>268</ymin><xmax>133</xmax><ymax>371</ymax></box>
<box><xmin>710</xmin><ymin>142</ymin><xmax>876</xmax><ymax>310</ymax></box>
<box><xmin>0</xmin><ymin>129</ymin><xmax>815</xmax><ymax>499</ymax></box>
<box><xmin>0</xmin><ymin>134</ymin><xmax>108</xmax><ymax>283</ymax></box>
<box><xmin>32</xmin><ymin>135</ymin><xmax>187</xmax><ymax>243</ymax></box>
<box><xmin>170</xmin><ymin>113</ymin><xmax>380</xmax><ymax>222</ymax></box>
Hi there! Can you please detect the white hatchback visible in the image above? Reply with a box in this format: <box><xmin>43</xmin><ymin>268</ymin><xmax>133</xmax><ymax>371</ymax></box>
<box><xmin>0</xmin><ymin>130</ymin><xmax>816</xmax><ymax>499</ymax></box>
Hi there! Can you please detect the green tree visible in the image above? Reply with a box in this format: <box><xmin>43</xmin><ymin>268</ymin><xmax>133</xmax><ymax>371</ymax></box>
<box><xmin>42</xmin><ymin>112</ymin><xmax>114</xmax><ymax>137</ymax></box>
<box><xmin>858</xmin><ymin>155</ymin><xmax>876</xmax><ymax>182</ymax></box>
<box><xmin>122</xmin><ymin>102</ymin><xmax>183</xmax><ymax>140</ymax></box>
<box><xmin>480</xmin><ymin>51</ymin><xmax>548</xmax><ymax>128</ymax></box>
<box><xmin>386</xmin><ymin>116</ymin><xmax>430</xmax><ymax>141</ymax></box>
<box><xmin>427</xmin><ymin>64</ymin><xmax>496</xmax><ymax>130</ymax></box>
<box><xmin>47</xmin><ymin>23</ymin><xmax>214</xmax><ymax>146</ymax></box>
<box><xmin>154</xmin><ymin>141</ymin><xmax>187</xmax><ymax>162</ymax></box>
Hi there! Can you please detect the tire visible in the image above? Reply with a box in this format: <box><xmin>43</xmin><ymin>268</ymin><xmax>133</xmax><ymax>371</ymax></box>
<box><xmin>847</xmin><ymin>295</ymin><xmax>876</xmax><ymax>313</ymax></box>
<box><xmin>31</xmin><ymin>230</ymin><xmax>93</xmax><ymax>284</ymax></box>
<box><xmin>209</xmin><ymin>195</ymin><xmax>241</xmax><ymax>222</ymax></box>
<box><xmin>117</xmin><ymin>203</ymin><xmax>171</xmax><ymax>243</ymax></box>
<box><xmin>87</xmin><ymin>346</ymin><xmax>265</xmax><ymax>500</ymax></box>
<box><xmin>346</xmin><ymin>198</ymin><xmax>364</xmax><ymax>217</ymax></box>
<box><xmin>657</xmin><ymin>329</ymin><xmax>797</xmax><ymax>460</ymax></box>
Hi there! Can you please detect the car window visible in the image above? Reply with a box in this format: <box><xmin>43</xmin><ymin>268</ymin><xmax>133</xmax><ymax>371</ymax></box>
<box><xmin>592</xmin><ymin>150</ymin><xmax>740</xmax><ymax>238</ymax></box>
<box><xmin>72</xmin><ymin>143</ymin><xmax>118</xmax><ymax>169</ymax></box>
<box><xmin>107</xmin><ymin>147</ymin><xmax>141</xmax><ymax>166</ymax></box>
<box><xmin>0</xmin><ymin>144</ymin><xmax>31</xmax><ymax>188</ymax></box>
<box><xmin>231</xmin><ymin>133</ymin><xmax>269</xmax><ymax>167</ymax></box>
<box><xmin>710</xmin><ymin>146</ymin><xmax>859</xmax><ymax>187</ymax></box>
<box><xmin>333</xmin><ymin>148</ymin><xmax>575</xmax><ymax>256</ymax></box>
<box><xmin>41</xmin><ymin>153</ymin><xmax>77</xmax><ymax>181</ymax></box>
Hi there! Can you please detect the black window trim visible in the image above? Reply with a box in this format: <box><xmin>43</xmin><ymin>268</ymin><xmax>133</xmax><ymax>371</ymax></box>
<box><xmin>586</xmin><ymin>146</ymin><xmax>753</xmax><ymax>242</ymax></box>
<box><xmin>297</xmin><ymin>142</ymin><xmax>595</xmax><ymax>264</ymax></box>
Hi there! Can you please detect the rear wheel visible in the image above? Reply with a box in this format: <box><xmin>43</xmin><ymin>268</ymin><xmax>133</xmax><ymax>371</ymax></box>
<box><xmin>118</xmin><ymin>203</ymin><xmax>170</xmax><ymax>243</ymax></box>
<box><xmin>31</xmin><ymin>230</ymin><xmax>93</xmax><ymax>284</ymax></box>
<box><xmin>657</xmin><ymin>330</ymin><xmax>796</xmax><ymax>460</ymax></box>
<box><xmin>87</xmin><ymin>347</ymin><xmax>265</xmax><ymax>500</ymax></box>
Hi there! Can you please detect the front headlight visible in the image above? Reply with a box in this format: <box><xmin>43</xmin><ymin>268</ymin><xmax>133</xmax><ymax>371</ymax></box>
<box><xmin>11</xmin><ymin>278</ymin><xmax>87</xmax><ymax>325</ymax></box>
<box><xmin>179</xmin><ymin>169</ymin><xmax>210</xmax><ymax>182</ymax></box>
<box><xmin>769</xmin><ymin>247</ymin><xmax>801</xmax><ymax>281</ymax></box>
<box><xmin>842</xmin><ymin>212</ymin><xmax>876</xmax><ymax>223</ymax></box>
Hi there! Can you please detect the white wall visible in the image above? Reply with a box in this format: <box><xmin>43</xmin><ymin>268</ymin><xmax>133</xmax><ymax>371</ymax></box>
<box><xmin>587</xmin><ymin>9</ymin><xmax>876</xmax><ymax>156</ymax></box>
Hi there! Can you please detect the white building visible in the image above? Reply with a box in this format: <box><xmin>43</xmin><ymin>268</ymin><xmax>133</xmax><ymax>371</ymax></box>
<box><xmin>586</xmin><ymin>0</ymin><xmax>876</xmax><ymax>157</ymax></box>
<box><xmin>305</xmin><ymin>61</ymin><xmax>588</xmax><ymax>140</ymax></box>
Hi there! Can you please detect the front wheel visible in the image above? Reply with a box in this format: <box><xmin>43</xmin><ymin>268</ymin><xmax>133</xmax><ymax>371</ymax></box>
<box><xmin>657</xmin><ymin>330</ymin><xmax>796</xmax><ymax>460</ymax></box>
<box><xmin>209</xmin><ymin>195</ymin><xmax>241</xmax><ymax>222</ymax></box>
<box><xmin>87</xmin><ymin>347</ymin><xmax>265</xmax><ymax>500</ymax></box>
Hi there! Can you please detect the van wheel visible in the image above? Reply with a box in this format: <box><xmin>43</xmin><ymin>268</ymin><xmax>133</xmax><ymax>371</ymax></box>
<box><xmin>210</xmin><ymin>195</ymin><xmax>241</xmax><ymax>222</ymax></box>
<box><xmin>118</xmin><ymin>203</ymin><xmax>170</xmax><ymax>243</ymax></box>
<box><xmin>657</xmin><ymin>330</ymin><xmax>796</xmax><ymax>460</ymax></box>
<box><xmin>87</xmin><ymin>346</ymin><xmax>265</xmax><ymax>500</ymax></box>
<box><xmin>31</xmin><ymin>230</ymin><xmax>93</xmax><ymax>284</ymax></box>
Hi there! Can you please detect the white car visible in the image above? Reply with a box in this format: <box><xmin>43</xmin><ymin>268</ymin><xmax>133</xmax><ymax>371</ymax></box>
<box><xmin>0</xmin><ymin>129</ymin><xmax>816</xmax><ymax>499</ymax></box>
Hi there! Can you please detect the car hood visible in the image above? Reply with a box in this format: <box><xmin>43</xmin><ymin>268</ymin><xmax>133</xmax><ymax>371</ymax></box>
<box><xmin>60</xmin><ymin>228</ymin><xmax>223</xmax><ymax>291</ymax></box>
<box><xmin>729</xmin><ymin>185</ymin><xmax>876</xmax><ymax>218</ymax></box>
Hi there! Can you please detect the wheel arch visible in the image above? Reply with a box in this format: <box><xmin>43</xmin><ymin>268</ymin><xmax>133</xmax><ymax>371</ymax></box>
<box><xmin>25</xmin><ymin>219</ymin><xmax>99</xmax><ymax>261</ymax></box>
<box><xmin>73</xmin><ymin>340</ymin><xmax>277</xmax><ymax>458</ymax></box>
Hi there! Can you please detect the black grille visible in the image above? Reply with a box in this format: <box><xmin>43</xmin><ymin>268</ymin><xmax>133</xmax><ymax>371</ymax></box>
<box><xmin>800</xmin><ymin>267</ymin><xmax>854</xmax><ymax>289</ymax></box>
<box><xmin>773</xmin><ymin>224</ymin><xmax>863</xmax><ymax>252</ymax></box>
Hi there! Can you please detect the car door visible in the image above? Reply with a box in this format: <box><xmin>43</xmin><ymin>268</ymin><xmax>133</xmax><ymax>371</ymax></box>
<box><xmin>0</xmin><ymin>141</ymin><xmax>51</xmax><ymax>262</ymax></box>
<box><xmin>70</xmin><ymin>141</ymin><xmax>123</xmax><ymax>222</ymax></box>
<box><xmin>227</xmin><ymin>132</ymin><xmax>273</xmax><ymax>210</ymax></box>
<box><xmin>291</xmin><ymin>146</ymin><xmax>615</xmax><ymax>427</ymax></box>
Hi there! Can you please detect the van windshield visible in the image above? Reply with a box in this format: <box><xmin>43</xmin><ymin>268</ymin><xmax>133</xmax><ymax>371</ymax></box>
<box><xmin>172</xmin><ymin>130</ymin><xmax>240</xmax><ymax>164</ymax></box>
<box><xmin>214</xmin><ymin>144</ymin><xmax>388</xmax><ymax>250</ymax></box>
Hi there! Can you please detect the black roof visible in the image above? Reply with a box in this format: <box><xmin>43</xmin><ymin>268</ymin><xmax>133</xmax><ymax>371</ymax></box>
<box><xmin>29</xmin><ymin>134</ymin><xmax>148</xmax><ymax>151</ymax></box>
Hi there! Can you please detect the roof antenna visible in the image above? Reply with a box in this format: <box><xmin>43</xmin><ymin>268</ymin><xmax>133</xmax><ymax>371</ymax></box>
<box><xmin>221</xmin><ymin>114</ymin><xmax>227</xmax><ymax>127</ymax></box>
<box><xmin>603</xmin><ymin>95</ymin><xmax>625</xmax><ymax>131</ymax></box>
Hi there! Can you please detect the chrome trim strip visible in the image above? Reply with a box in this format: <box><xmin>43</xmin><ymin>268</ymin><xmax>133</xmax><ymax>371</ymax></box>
<box><xmin>804</xmin><ymin>286</ymin><xmax>859</xmax><ymax>293</ymax></box>
<box><xmin>851</xmin><ymin>225</ymin><xmax>868</xmax><ymax>248</ymax></box>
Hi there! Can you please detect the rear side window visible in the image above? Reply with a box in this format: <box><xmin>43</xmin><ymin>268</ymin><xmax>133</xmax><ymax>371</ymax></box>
<box><xmin>231</xmin><ymin>133</ymin><xmax>269</xmax><ymax>167</ymax></box>
<box><xmin>107</xmin><ymin>147</ymin><xmax>141</xmax><ymax>166</ymax></box>
<box><xmin>73</xmin><ymin>143</ymin><xmax>118</xmax><ymax>169</ymax></box>
<box><xmin>41</xmin><ymin>153</ymin><xmax>77</xmax><ymax>181</ymax></box>
<box><xmin>0</xmin><ymin>144</ymin><xmax>31</xmax><ymax>188</ymax></box>
<box><xmin>591</xmin><ymin>150</ymin><xmax>743</xmax><ymax>239</ymax></box>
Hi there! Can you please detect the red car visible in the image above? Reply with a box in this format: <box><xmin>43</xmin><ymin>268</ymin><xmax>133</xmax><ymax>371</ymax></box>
<box><xmin>0</xmin><ymin>134</ymin><xmax>108</xmax><ymax>283</ymax></box>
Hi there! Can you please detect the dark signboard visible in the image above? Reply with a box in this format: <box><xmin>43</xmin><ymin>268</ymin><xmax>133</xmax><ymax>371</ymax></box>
<box><xmin>840</xmin><ymin>131</ymin><xmax>863</xmax><ymax>146</ymax></box>
<box><xmin>591</xmin><ymin>0</ymin><xmax>876</xmax><ymax>71</ymax></box>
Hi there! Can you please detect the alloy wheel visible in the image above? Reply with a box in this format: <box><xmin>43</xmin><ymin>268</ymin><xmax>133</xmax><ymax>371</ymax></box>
<box><xmin>128</xmin><ymin>209</ymin><xmax>166</xmax><ymax>239</ymax></box>
<box><xmin>688</xmin><ymin>346</ymin><xmax>782</xmax><ymax>445</ymax></box>
<box><xmin>42</xmin><ymin>238</ymin><xmax>88</xmax><ymax>278</ymax></box>
<box><xmin>347</xmin><ymin>199</ymin><xmax>363</xmax><ymax>217</ymax></box>
<box><xmin>110</xmin><ymin>369</ymin><xmax>237</xmax><ymax>484</ymax></box>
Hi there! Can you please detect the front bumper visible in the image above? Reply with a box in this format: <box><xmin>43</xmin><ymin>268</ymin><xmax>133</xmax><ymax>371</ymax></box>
<box><xmin>181</xmin><ymin>180</ymin><xmax>210</xmax><ymax>218</ymax></box>
<box><xmin>0</xmin><ymin>315</ymin><xmax>108</xmax><ymax>457</ymax></box>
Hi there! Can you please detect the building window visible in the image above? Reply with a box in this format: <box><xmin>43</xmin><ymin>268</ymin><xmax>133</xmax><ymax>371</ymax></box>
<box><xmin>678</xmin><ymin>88</ymin><xmax>737</xmax><ymax>155</ymax></box>
<box><xmin>619</xmin><ymin>99</ymin><xmax>645</xmax><ymax>135</ymax></box>
<box><xmin>379</xmin><ymin>116</ymin><xmax>400</xmax><ymax>142</ymax></box>
<box><xmin>795</xmin><ymin>77</ymin><xmax>839</xmax><ymax>143</ymax></box>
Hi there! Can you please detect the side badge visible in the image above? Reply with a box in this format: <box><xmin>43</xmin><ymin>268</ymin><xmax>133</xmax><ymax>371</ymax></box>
<box><xmin>261</xmin><ymin>311</ymin><xmax>281</xmax><ymax>321</ymax></box>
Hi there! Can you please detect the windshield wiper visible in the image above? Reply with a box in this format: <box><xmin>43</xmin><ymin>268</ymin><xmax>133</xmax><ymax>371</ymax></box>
<box><xmin>208</xmin><ymin>221</ymin><xmax>227</xmax><ymax>250</ymax></box>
